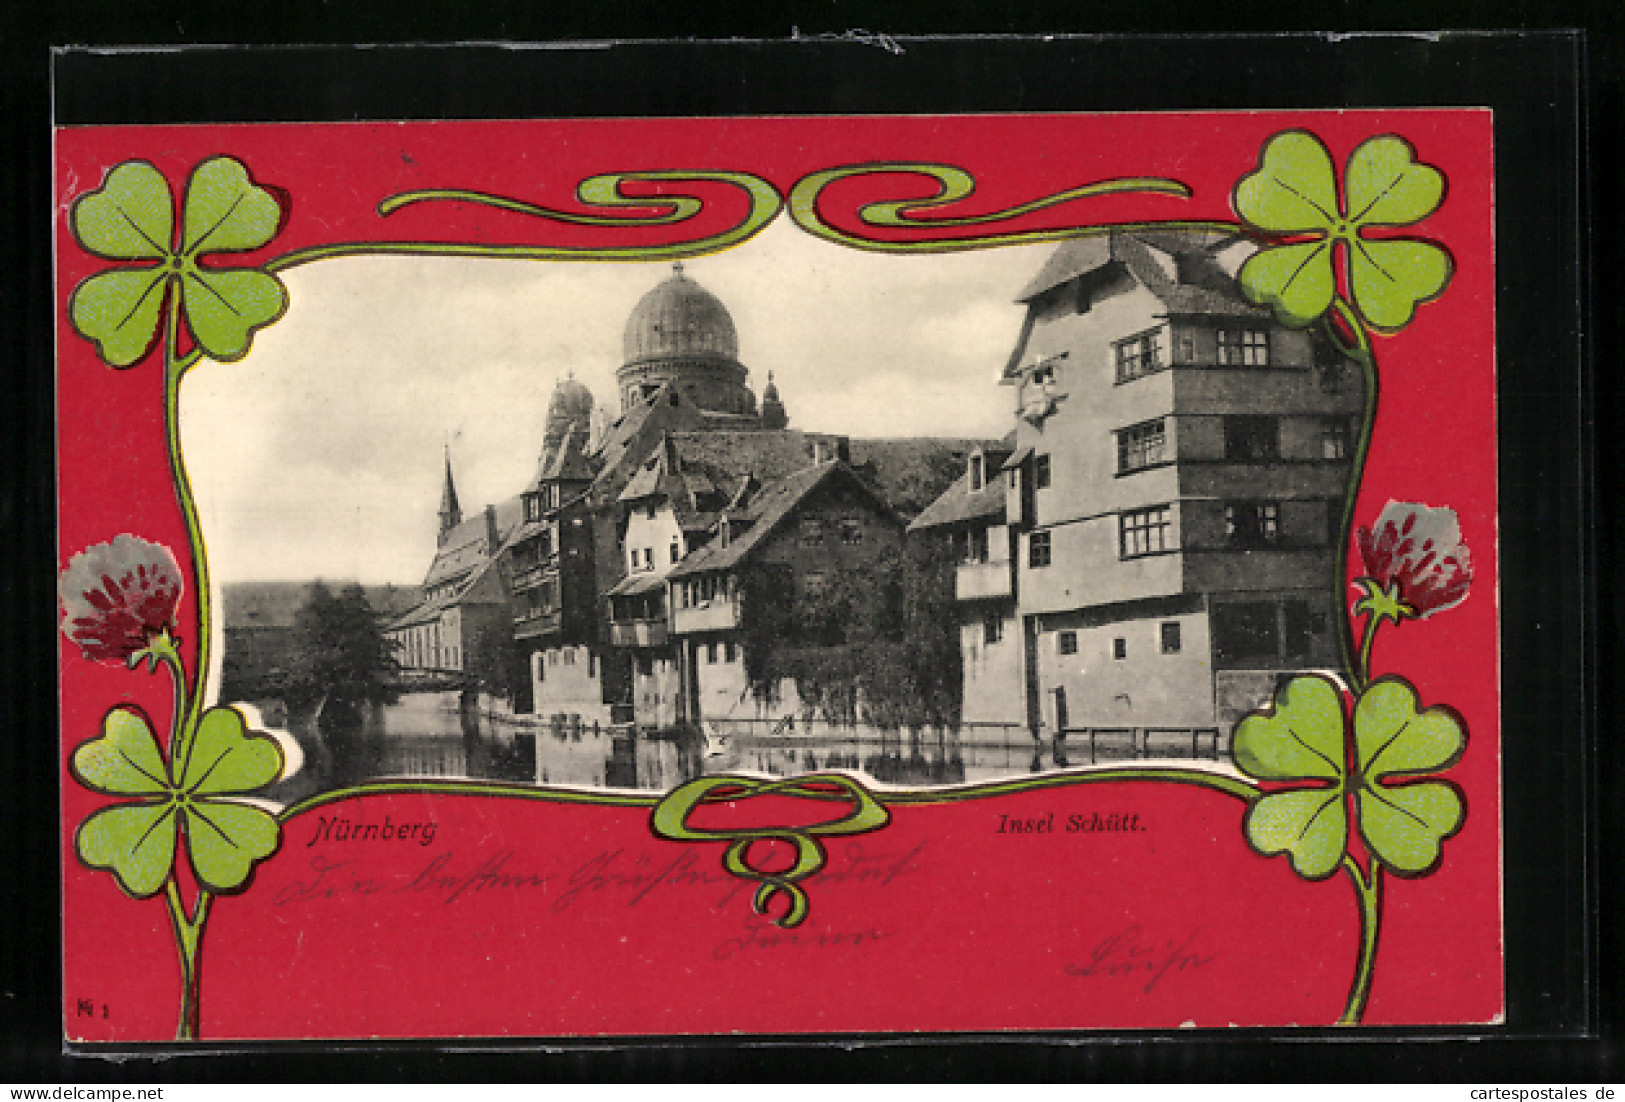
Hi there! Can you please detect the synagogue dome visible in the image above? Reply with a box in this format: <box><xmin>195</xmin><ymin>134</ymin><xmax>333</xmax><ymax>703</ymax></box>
<box><xmin>622</xmin><ymin>263</ymin><xmax>739</xmax><ymax>367</ymax></box>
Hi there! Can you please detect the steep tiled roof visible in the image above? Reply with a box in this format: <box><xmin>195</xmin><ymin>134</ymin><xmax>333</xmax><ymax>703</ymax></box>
<box><xmin>420</xmin><ymin>498</ymin><xmax>523</xmax><ymax>591</ymax></box>
<box><xmin>619</xmin><ymin>431</ymin><xmax>984</xmax><ymax>527</ymax></box>
<box><xmin>662</xmin><ymin>430</ymin><xmax>831</xmax><ymax>486</ymax></box>
<box><xmin>389</xmin><ymin>546</ymin><xmax>509</xmax><ymax>631</ymax></box>
<box><xmin>669</xmin><ymin>462</ymin><xmax>898</xmax><ymax>579</ymax></box>
<box><xmin>908</xmin><ymin>453</ymin><xmax>1012</xmax><ymax>532</ymax></box>
<box><xmin>533</xmin><ymin>421</ymin><xmax>596</xmax><ymax>486</ymax></box>
<box><xmin>1113</xmin><ymin>231</ymin><xmax>1260</xmax><ymax>318</ymax></box>
<box><xmin>1015</xmin><ymin>229</ymin><xmax>1261</xmax><ymax>319</ymax></box>
<box><xmin>1015</xmin><ymin>236</ymin><xmax>1116</xmax><ymax>303</ymax></box>
<box><xmin>605</xmin><ymin>571</ymin><xmax>667</xmax><ymax>598</ymax></box>
<box><xmin>591</xmin><ymin>382</ymin><xmax>709</xmax><ymax>485</ymax></box>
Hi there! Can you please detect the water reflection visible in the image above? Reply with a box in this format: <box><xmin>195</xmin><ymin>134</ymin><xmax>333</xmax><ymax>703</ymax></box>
<box><xmin>259</xmin><ymin>691</ymin><xmax>1226</xmax><ymax>803</ymax></box>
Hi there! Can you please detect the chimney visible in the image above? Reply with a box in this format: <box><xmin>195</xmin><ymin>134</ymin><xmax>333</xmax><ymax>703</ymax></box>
<box><xmin>835</xmin><ymin>436</ymin><xmax>851</xmax><ymax>464</ymax></box>
<box><xmin>484</xmin><ymin>504</ymin><xmax>499</xmax><ymax>551</ymax></box>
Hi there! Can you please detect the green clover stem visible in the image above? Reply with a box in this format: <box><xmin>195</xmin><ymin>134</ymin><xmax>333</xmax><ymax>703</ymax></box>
<box><xmin>1337</xmin><ymin>853</ymin><xmax>1384</xmax><ymax>1025</ymax></box>
<box><xmin>160</xmin><ymin>289</ymin><xmax>215</xmax><ymax>1041</ymax></box>
<box><xmin>1357</xmin><ymin>619</ymin><xmax>1379</xmax><ymax>689</ymax></box>
<box><xmin>162</xmin><ymin>294</ymin><xmax>208</xmax><ymax>775</ymax></box>
<box><xmin>164</xmin><ymin>877</ymin><xmax>212</xmax><ymax>1041</ymax></box>
<box><xmin>1325</xmin><ymin>295</ymin><xmax>1380</xmax><ymax>692</ymax></box>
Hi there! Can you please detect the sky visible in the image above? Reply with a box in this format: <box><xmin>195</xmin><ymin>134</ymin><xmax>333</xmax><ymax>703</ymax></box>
<box><xmin>182</xmin><ymin>216</ymin><xmax>1046</xmax><ymax>586</ymax></box>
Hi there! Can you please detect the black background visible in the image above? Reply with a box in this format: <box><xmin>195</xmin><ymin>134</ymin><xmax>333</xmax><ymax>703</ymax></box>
<box><xmin>3</xmin><ymin>3</ymin><xmax>1618</xmax><ymax>1084</ymax></box>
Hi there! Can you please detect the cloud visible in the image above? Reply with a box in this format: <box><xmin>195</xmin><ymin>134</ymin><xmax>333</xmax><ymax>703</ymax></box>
<box><xmin>183</xmin><ymin>218</ymin><xmax>1045</xmax><ymax>585</ymax></box>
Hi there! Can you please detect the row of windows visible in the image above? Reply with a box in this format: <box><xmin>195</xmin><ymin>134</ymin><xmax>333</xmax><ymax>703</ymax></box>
<box><xmin>611</xmin><ymin>592</ymin><xmax>665</xmax><ymax>622</ymax></box>
<box><xmin>1053</xmin><ymin>621</ymin><xmax>1182</xmax><ymax>658</ymax></box>
<box><xmin>1025</xmin><ymin>500</ymin><xmax>1334</xmax><ymax>566</ymax></box>
<box><xmin>704</xmin><ymin>641</ymin><xmax>739</xmax><ymax>664</ymax></box>
<box><xmin>992</xmin><ymin>415</ymin><xmax>1351</xmax><ymax>493</ymax></box>
<box><xmin>1112</xmin><ymin>327</ymin><xmax>1271</xmax><ymax>384</ymax></box>
<box><xmin>520</xmin><ymin>580</ymin><xmax>560</xmax><ymax>617</ymax></box>
<box><xmin>397</xmin><ymin>624</ymin><xmax>449</xmax><ymax>669</ymax></box>
<box><xmin>627</xmin><ymin>540</ymin><xmax>685</xmax><ymax>573</ymax></box>
<box><xmin>677</xmin><ymin>574</ymin><xmax>734</xmax><ymax>608</ymax></box>
<box><xmin>1042</xmin><ymin>604</ymin><xmax>1328</xmax><ymax>665</ymax></box>
<box><xmin>800</xmin><ymin>516</ymin><xmax>866</xmax><ymax>547</ymax></box>
<box><xmin>971</xmin><ymin>453</ymin><xmax>1050</xmax><ymax>493</ymax></box>
<box><xmin>533</xmin><ymin>647</ymin><xmax>597</xmax><ymax>682</ymax></box>
<box><xmin>523</xmin><ymin>485</ymin><xmax>569</xmax><ymax>522</ymax></box>
<box><xmin>1213</xmin><ymin>601</ymin><xmax>1329</xmax><ymax>662</ymax></box>
<box><xmin>1113</xmin><ymin>415</ymin><xmax>1350</xmax><ymax>474</ymax></box>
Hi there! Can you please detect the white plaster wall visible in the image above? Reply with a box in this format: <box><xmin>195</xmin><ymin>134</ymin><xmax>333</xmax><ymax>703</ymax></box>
<box><xmin>531</xmin><ymin>643</ymin><xmax>611</xmax><ymax>726</ymax></box>
<box><xmin>959</xmin><ymin>612</ymin><xmax>1025</xmax><ymax>725</ymax></box>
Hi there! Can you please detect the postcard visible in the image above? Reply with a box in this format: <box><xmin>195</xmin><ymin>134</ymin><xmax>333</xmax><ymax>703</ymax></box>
<box><xmin>55</xmin><ymin>106</ymin><xmax>1501</xmax><ymax>1041</ymax></box>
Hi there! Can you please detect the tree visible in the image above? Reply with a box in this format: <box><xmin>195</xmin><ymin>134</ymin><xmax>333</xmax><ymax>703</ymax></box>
<box><xmin>282</xmin><ymin>581</ymin><xmax>400</xmax><ymax>713</ymax></box>
<box><xmin>737</xmin><ymin>549</ymin><xmax>960</xmax><ymax>728</ymax></box>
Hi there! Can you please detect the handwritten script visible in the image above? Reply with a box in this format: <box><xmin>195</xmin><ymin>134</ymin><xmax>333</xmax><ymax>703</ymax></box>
<box><xmin>271</xmin><ymin>839</ymin><xmax>928</xmax><ymax>915</ymax></box>
<box><xmin>1064</xmin><ymin>924</ymin><xmax>1215</xmax><ymax>994</ymax></box>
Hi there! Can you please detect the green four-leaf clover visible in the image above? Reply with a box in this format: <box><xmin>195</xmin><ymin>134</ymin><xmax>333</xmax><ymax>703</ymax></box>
<box><xmin>1233</xmin><ymin>130</ymin><xmax>1453</xmax><ymax>332</ymax></box>
<box><xmin>1234</xmin><ymin>674</ymin><xmax>1465</xmax><ymax>880</ymax></box>
<box><xmin>73</xmin><ymin>705</ymin><xmax>284</xmax><ymax>897</ymax></box>
<box><xmin>69</xmin><ymin>157</ymin><xmax>289</xmax><ymax>368</ymax></box>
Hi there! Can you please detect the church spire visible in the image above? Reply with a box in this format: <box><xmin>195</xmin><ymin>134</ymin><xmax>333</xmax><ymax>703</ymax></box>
<box><xmin>438</xmin><ymin>443</ymin><xmax>462</xmax><ymax>543</ymax></box>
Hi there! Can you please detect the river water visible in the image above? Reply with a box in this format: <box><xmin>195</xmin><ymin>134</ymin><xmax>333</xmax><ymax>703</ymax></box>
<box><xmin>262</xmin><ymin>691</ymin><xmax>1225</xmax><ymax>804</ymax></box>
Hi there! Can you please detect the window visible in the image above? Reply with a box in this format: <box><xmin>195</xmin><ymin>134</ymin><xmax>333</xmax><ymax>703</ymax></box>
<box><xmin>984</xmin><ymin>614</ymin><xmax>1003</xmax><ymax>645</ymax></box>
<box><xmin>959</xmin><ymin>526</ymin><xmax>990</xmax><ymax>564</ymax></box>
<box><xmin>1058</xmin><ymin>631</ymin><xmax>1078</xmax><ymax>656</ymax></box>
<box><xmin>525</xmin><ymin>496</ymin><xmax>540</xmax><ymax>522</ymax></box>
<box><xmin>1176</xmin><ymin>334</ymin><xmax>1196</xmax><ymax>363</ymax></box>
<box><xmin>1213</xmin><ymin>602</ymin><xmax>1279</xmax><ymax>662</ymax></box>
<box><xmin>803</xmin><ymin>572</ymin><xmax>828</xmax><ymax>598</ymax></box>
<box><xmin>1225</xmin><ymin>501</ymin><xmax>1282</xmax><ymax>547</ymax></box>
<box><xmin>1028</xmin><ymin>530</ymin><xmax>1052</xmax><ymax>568</ymax></box>
<box><xmin>706</xmin><ymin>642</ymin><xmax>718</xmax><ymax>664</ymax></box>
<box><xmin>1117</xmin><ymin>419</ymin><xmax>1168</xmax><ymax>473</ymax></box>
<box><xmin>1224</xmin><ymin>415</ymin><xmax>1280</xmax><ymax>461</ymax></box>
<box><xmin>969</xmin><ymin>454</ymin><xmax>985</xmax><ymax>491</ymax></box>
<box><xmin>1113</xmin><ymin>637</ymin><xmax>1127</xmax><ymax>660</ymax></box>
<box><xmin>563</xmin><ymin>649</ymin><xmax>575</xmax><ymax>666</ymax></box>
<box><xmin>1120</xmin><ymin>506</ymin><xmax>1172</xmax><ymax>557</ymax></box>
<box><xmin>1218</xmin><ymin>327</ymin><xmax>1270</xmax><ymax>366</ymax></box>
<box><xmin>1321</xmin><ymin>417</ymin><xmax>1352</xmax><ymax>459</ymax></box>
<box><xmin>1033</xmin><ymin>454</ymin><xmax>1052</xmax><ymax>489</ymax></box>
<box><xmin>1283</xmin><ymin>600</ymin><xmax>1329</xmax><ymax>657</ymax></box>
<box><xmin>1115</xmin><ymin>330</ymin><xmax>1163</xmax><ymax>382</ymax></box>
<box><xmin>637</xmin><ymin>654</ymin><xmax>654</xmax><ymax>677</ymax></box>
<box><xmin>1161</xmin><ymin>621</ymin><xmax>1182</xmax><ymax>654</ymax></box>
<box><xmin>670</xmin><ymin>539</ymin><xmax>681</xmax><ymax>564</ymax></box>
<box><xmin>724</xmin><ymin>641</ymin><xmax>737</xmax><ymax>663</ymax></box>
<box><xmin>840</xmin><ymin>518</ymin><xmax>864</xmax><ymax>545</ymax></box>
<box><xmin>1327</xmin><ymin>503</ymin><xmax>1345</xmax><ymax>548</ymax></box>
<box><xmin>800</xmin><ymin>517</ymin><xmax>824</xmax><ymax>546</ymax></box>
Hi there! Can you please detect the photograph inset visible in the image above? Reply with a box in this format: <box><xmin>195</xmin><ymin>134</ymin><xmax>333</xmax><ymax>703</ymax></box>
<box><xmin>190</xmin><ymin>222</ymin><xmax>1363</xmax><ymax>800</ymax></box>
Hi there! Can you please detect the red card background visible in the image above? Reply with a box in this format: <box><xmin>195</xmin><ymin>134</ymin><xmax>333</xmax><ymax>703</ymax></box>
<box><xmin>56</xmin><ymin>110</ymin><xmax>1500</xmax><ymax>1039</ymax></box>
